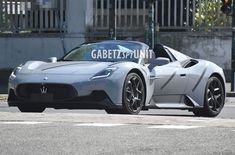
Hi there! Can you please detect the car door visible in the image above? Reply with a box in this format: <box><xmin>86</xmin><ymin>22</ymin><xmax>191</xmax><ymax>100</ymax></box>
<box><xmin>151</xmin><ymin>61</ymin><xmax>189</xmax><ymax>104</ymax></box>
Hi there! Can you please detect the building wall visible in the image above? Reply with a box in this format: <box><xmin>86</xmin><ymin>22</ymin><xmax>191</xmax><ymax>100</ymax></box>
<box><xmin>0</xmin><ymin>36</ymin><xmax>85</xmax><ymax>69</ymax></box>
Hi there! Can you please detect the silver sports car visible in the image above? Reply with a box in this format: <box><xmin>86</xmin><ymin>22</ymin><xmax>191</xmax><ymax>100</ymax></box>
<box><xmin>8</xmin><ymin>40</ymin><xmax>226</xmax><ymax>117</ymax></box>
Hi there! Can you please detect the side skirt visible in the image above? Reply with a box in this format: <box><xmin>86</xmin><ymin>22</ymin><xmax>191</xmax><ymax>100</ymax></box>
<box><xmin>146</xmin><ymin>95</ymin><xmax>203</xmax><ymax>110</ymax></box>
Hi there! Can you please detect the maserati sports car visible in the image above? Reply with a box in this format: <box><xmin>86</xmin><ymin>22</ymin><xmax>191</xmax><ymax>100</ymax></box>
<box><xmin>8</xmin><ymin>40</ymin><xmax>226</xmax><ymax>117</ymax></box>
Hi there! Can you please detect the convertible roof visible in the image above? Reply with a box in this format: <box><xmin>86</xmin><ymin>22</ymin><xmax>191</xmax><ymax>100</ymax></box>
<box><xmin>164</xmin><ymin>45</ymin><xmax>190</xmax><ymax>61</ymax></box>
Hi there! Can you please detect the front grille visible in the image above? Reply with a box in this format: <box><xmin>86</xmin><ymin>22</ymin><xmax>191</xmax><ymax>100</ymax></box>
<box><xmin>17</xmin><ymin>84</ymin><xmax>77</xmax><ymax>101</ymax></box>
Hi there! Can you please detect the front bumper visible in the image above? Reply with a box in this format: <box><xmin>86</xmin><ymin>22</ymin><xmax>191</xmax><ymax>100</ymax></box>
<box><xmin>8</xmin><ymin>73</ymin><xmax>125</xmax><ymax>109</ymax></box>
<box><xmin>8</xmin><ymin>89</ymin><xmax>121</xmax><ymax>109</ymax></box>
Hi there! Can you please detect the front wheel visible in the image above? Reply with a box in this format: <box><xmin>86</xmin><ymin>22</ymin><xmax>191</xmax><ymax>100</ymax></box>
<box><xmin>122</xmin><ymin>73</ymin><xmax>145</xmax><ymax>114</ymax></box>
<box><xmin>18</xmin><ymin>104</ymin><xmax>46</xmax><ymax>113</ymax></box>
<box><xmin>105</xmin><ymin>73</ymin><xmax>146</xmax><ymax>115</ymax></box>
<box><xmin>193</xmin><ymin>76</ymin><xmax>225</xmax><ymax>117</ymax></box>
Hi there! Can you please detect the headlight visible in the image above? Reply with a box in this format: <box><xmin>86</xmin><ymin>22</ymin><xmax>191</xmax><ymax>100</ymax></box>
<box><xmin>91</xmin><ymin>66</ymin><xmax>118</xmax><ymax>80</ymax></box>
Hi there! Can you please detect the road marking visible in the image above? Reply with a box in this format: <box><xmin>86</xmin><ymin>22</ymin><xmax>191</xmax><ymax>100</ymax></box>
<box><xmin>187</xmin><ymin>119</ymin><xmax>210</xmax><ymax>122</ymax></box>
<box><xmin>1</xmin><ymin>121</ymin><xmax>49</xmax><ymax>125</ymax></box>
<box><xmin>225</xmin><ymin>105</ymin><xmax>235</xmax><ymax>107</ymax></box>
<box><xmin>148</xmin><ymin>125</ymin><xmax>202</xmax><ymax>129</ymax></box>
<box><xmin>74</xmin><ymin>123</ymin><xmax>126</xmax><ymax>127</ymax></box>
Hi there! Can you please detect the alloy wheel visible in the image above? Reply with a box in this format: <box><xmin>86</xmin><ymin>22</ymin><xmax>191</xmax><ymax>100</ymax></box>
<box><xmin>124</xmin><ymin>74</ymin><xmax>144</xmax><ymax>113</ymax></box>
<box><xmin>206</xmin><ymin>78</ymin><xmax>224</xmax><ymax>113</ymax></box>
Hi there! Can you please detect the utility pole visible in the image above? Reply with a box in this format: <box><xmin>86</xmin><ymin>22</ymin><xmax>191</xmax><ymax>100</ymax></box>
<box><xmin>109</xmin><ymin>0</ymin><xmax>116</xmax><ymax>40</ymax></box>
<box><xmin>221</xmin><ymin>0</ymin><xmax>234</xmax><ymax>91</ymax></box>
<box><xmin>147</xmin><ymin>0</ymin><xmax>155</xmax><ymax>48</ymax></box>
<box><xmin>232</xmin><ymin>0</ymin><xmax>235</xmax><ymax>91</ymax></box>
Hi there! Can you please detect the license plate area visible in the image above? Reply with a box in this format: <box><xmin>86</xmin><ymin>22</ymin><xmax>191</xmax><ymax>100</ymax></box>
<box><xmin>30</xmin><ymin>94</ymin><xmax>53</xmax><ymax>102</ymax></box>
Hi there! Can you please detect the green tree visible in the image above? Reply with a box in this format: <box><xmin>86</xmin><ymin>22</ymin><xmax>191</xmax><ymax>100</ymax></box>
<box><xmin>195</xmin><ymin>0</ymin><xmax>231</xmax><ymax>31</ymax></box>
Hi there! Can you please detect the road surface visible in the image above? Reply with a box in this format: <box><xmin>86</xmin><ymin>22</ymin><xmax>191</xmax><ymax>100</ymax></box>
<box><xmin>0</xmin><ymin>99</ymin><xmax>235</xmax><ymax>154</ymax></box>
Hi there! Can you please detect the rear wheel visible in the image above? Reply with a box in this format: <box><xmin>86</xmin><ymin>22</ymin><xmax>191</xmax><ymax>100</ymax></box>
<box><xmin>18</xmin><ymin>104</ymin><xmax>46</xmax><ymax>113</ymax></box>
<box><xmin>193</xmin><ymin>76</ymin><xmax>225</xmax><ymax>117</ymax></box>
<box><xmin>106</xmin><ymin>73</ymin><xmax>145</xmax><ymax>115</ymax></box>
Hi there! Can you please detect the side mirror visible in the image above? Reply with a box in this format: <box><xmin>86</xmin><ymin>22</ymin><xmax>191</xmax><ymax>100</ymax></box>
<box><xmin>148</xmin><ymin>57</ymin><xmax>170</xmax><ymax>70</ymax></box>
<box><xmin>48</xmin><ymin>57</ymin><xmax>57</xmax><ymax>63</ymax></box>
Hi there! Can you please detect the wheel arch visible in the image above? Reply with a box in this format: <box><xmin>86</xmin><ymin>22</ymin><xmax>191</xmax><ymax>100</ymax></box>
<box><xmin>194</xmin><ymin>72</ymin><xmax>226</xmax><ymax>117</ymax></box>
<box><xmin>128</xmin><ymin>68</ymin><xmax>147</xmax><ymax>106</ymax></box>
<box><xmin>210</xmin><ymin>73</ymin><xmax>226</xmax><ymax>92</ymax></box>
<box><xmin>210</xmin><ymin>73</ymin><xmax>226</xmax><ymax>97</ymax></box>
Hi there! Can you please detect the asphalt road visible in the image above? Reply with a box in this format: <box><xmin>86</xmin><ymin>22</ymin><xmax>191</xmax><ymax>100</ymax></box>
<box><xmin>0</xmin><ymin>99</ymin><xmax>235</xmax><ymax>154</ymax></box>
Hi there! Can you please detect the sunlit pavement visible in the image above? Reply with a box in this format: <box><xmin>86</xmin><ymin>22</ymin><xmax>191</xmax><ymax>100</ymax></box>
<box><xmin>0</xmin><ymin>99</ymin><xmax>235</xmax><ymax>154</ymax></box>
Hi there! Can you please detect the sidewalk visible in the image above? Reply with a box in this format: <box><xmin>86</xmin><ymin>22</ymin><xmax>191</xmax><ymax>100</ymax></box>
<box><xmin>226</xmin><ymin>83</ymin><xmax>235</xmax><ymax>97</ymax></box>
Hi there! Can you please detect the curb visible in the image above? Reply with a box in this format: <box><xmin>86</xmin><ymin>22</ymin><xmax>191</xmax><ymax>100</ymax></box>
<box><xmin>227</xmin><ymin>92</ymin><xmax>235</xmax><ymax>97</ymax></box>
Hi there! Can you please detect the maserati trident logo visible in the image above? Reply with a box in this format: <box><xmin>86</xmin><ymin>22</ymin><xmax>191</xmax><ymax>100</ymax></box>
<box><xmin>40</xmin><ymin>85</ymin><xmax>47</xmax><ymax>94</ymax></box>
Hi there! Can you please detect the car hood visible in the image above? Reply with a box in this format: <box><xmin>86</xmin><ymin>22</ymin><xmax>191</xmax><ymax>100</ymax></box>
<box><xmin>20</xmin><ymin>61</ymin><xmax>115</xmax><ymax>75</ymax></box>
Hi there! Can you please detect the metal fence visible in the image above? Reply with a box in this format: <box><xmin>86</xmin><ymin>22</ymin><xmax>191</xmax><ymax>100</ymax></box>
<box><xmin>0</xmin><ymin>0</ymin><xmax>66</xmax><ymax>33</ymax></box>
<box><xmin>0</xmin><ymin>0</ymin><xmax>232</xmax><ymax>34</ymax></box>
<box><xmin>93</xmin><ymin>0</ymin><xmax>232</xmax><ymax>31</ymax></box>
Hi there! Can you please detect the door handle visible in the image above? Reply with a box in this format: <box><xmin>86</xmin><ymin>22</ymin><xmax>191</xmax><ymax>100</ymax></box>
<box><xmin>180</xmin><ymin>74</ymin><xmax>186</xmax><ymax>77</ymax></box>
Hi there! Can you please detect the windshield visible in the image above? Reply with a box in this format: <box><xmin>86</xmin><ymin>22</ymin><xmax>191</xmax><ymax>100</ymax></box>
<box><xmin>62</xmin><ymin>42</ymin><xmax>143</xmax><ymax>62</ymax></box>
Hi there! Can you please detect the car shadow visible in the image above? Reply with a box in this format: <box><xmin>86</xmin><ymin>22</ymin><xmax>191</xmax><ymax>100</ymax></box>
<box><xmin>140</xmin><ymin>114</ymin><xmax>197</xmax><ymax>117</ymax></box>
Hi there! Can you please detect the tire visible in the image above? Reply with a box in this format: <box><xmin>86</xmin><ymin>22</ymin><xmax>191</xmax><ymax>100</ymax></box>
<box><xmin>105</xmin><ymin>72</ymin><xmax>145</xmax><ymax>115</ymax></box>
<box><xmin>193</xmin><ymin>76</ymin><xmax>225</xmax><ymax>117</ymax></box>
<box><xmin>18</xmin><ymin>104</ymin><xmax>46</xmax><ymax>113</ymax></box>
